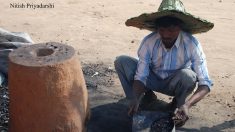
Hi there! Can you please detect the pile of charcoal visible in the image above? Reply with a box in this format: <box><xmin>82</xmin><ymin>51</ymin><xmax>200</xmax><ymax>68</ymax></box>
<box><xmin>0</xmin><ymin>86</ymin><xmax>9</xmax><ymax>132</ymax></box>
<box><xmin>150</xmin><ymin>116</ymin><xmax>174</xmax><ymax>132</ymax></box>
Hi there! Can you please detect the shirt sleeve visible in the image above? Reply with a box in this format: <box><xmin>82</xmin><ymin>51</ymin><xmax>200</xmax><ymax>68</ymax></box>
<box><xmin>134</xmin><ymin>36</ymin><xmax>152</xmax><ymax>86</ymax></box>
<box><xmin>191</xmin><ymin>38</ymin><xmax>213</xmax><ymax>89</ymax></box>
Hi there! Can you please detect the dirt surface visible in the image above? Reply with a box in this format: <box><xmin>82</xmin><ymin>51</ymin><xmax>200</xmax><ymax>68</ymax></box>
<box><xmin>82</xmin><ymin>62</ymin><xmax>125</xmax><ymax>106</ymax></box>
<box><xmin>82</xmin><ymin>63</ymin><xmax>131</xmax><ymax>132</ymax></box>
<box><xmin>0</xmin><ymin>0</ymin><xmax>235</xmax><ymax>131</ymax></box>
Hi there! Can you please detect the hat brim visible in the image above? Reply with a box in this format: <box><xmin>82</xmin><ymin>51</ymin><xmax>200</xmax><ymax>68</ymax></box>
<box><xmin>125</xmin><ymin>10</ymin><xmax>214</xmax><ymax>34</ymax></box>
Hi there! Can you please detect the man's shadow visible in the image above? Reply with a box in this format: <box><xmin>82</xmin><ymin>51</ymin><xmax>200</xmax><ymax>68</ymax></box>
<box><xmin>87</xmin><ymin>98</ymin><xmax>172</xmax><ymax>132</ymax></box>
<box><xmin>87</xmin><ymin>102</ymin><xmax>132</xmax><ymax>132</ymax></box>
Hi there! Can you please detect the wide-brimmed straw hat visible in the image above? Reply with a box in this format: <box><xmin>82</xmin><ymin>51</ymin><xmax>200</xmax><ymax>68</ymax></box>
<box><xmin>125</xmin><ymin>0</ymin><xmax>214</xmax><ymax>34</ymax></box>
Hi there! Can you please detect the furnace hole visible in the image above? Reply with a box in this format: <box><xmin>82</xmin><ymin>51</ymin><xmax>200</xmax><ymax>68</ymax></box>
<box><xmin>36</xmin><ymin>48</ymin><xmax>54</xmax><ymax>57</ymax></box>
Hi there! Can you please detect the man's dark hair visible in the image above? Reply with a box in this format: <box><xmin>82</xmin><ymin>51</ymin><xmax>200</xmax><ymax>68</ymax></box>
<box><xmin>154</xmin><ymin>16</ymin><xmax>184</xmax><ymax>28</ymax></box>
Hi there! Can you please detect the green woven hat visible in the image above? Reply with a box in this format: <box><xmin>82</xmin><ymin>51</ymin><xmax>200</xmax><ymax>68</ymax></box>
<box><xmin>125</xmin><ymin>0</ymin><xmax>214</xmax><ymax>34</ymax></box>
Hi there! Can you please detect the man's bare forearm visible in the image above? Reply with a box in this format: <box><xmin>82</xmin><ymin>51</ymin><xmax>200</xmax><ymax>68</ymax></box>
<box><xmin>132</xmin><ymin>80</ymin><xmax>146</xmax><ymax>99</ymax></box>
<box><xmin>184</xmin><ymin>85</ymin><xmax>210</xmax><ymax>108</ymax></box>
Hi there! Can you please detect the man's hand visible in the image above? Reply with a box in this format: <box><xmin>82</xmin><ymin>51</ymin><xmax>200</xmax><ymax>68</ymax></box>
<box><xmin>128</xmin><ymin>80</ymin><xmax>146</xmax><ymax>116</ymax></box>
<box><xmin>172</xmin><ymin>104</ymin><xmax>189</xmax><ymax>127</ymax></box>
<box><xmin>128</xmin><ymin>99</ymin><xmax>138</xmax><ymax>116</ymax></box>
<box><xmin>128</xmin><ymin>97</ymin><xmax>141</xmax><ymax>116</ymax></box>
<box><xmin>172</xmin><ymin>85</ymin><xmax>210</xmax><ymax>127</ymax></box>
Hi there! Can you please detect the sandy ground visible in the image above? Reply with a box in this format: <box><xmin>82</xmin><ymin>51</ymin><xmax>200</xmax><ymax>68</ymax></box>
<box><xmin>0</xmin><ymin>0</ymin><xmax>234</xmax><ymax>131</ymax></box>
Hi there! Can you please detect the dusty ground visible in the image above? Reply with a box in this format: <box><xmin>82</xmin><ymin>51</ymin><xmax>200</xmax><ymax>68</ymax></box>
<box><xmin>0</xmin><ymin>0</ymin><xmax>234</xmax><ymax>131</ymax></box>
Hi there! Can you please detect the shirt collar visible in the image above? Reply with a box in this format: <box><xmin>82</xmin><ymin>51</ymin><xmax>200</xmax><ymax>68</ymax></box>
<box><xmin>174</xmin><ymin>31</ymin><xmax>182</xmax><ymax>48</ymax></box>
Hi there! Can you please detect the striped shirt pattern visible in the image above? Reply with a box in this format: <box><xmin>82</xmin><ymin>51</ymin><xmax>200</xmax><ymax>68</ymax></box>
<box><xmin>134</xmin><ymin>31</ymin><xmax>213</xmax><ymax>89</ymax></box>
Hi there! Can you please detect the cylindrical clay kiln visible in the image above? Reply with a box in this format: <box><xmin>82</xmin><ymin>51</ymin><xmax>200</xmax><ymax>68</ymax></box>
<box><xmin>8</xmin><ymin>42</ymin><xmax>89</xmax><ymax>132</ymax></box>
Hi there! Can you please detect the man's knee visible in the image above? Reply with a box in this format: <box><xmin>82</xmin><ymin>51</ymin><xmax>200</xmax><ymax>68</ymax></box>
<box><xmin>114</xmin><ymin>55</ymin><xmax>138</xmax><ymax>70</ymax></box>
<box><xmin>114</xmin><ymin>55</ymin><xmax>130</xmax><ymax>68</ymax></box>
<box><xmin>175</xmin><ymin>69</ymin><xmax>197</xmax><ymax>90</ymax></box>
<box><xmin>114</xmin><ymin>55</ymin><xmax>138</xmax><ymax>82</ymax></box>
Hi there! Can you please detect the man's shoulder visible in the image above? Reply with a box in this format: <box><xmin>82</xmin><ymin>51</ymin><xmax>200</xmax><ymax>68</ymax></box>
<box><xmin>142</xmin><ymin>32</ymin><xmax>160</xmax><ymax>44</ymax></box>
<box><xmin>138</xmin><ymin>32</ymin><xmax>160</xmax><ymax>53</ymax></box>
<box><xmin>181</xmin><ymin>31</ymin><xmax>200</xmax><ymax>46</ymax></box>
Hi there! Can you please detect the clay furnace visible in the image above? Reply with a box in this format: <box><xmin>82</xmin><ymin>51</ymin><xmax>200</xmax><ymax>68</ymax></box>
<box><xmin>8</xmin><ymin>42</ymin><xmax>89</xmax><ymax>132</ymax></box>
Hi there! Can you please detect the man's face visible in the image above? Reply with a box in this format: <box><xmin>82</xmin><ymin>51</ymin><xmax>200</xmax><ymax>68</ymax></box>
<box><xmin>158</xmin><ymin>25</ymin><xmax>181</xmax><ymax>47</ymax></box>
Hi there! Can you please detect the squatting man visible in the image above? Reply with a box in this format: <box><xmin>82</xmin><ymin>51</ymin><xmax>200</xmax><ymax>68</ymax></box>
<box><xmin>115</xmin><ymin>0</ymin><xmax>214</xmax><ymax>127</ymax></box>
